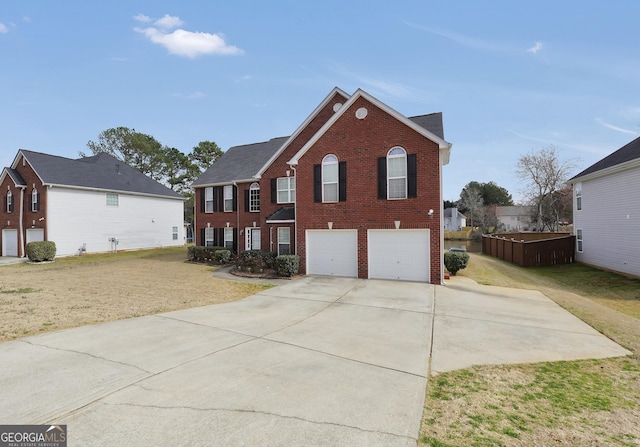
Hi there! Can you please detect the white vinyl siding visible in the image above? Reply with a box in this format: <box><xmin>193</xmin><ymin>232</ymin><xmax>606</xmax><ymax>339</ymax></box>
<box><xmin>573</xmin><ymin>167</ymin><xmax>640</xmax><ymax>277</ymax></box>
<box><xmin>46</xmin><ymin>187</ymin><xmax>184</xmax><ymax>257</ymax></box>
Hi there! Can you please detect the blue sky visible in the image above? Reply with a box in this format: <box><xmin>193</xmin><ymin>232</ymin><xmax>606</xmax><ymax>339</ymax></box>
<box><xmin>2</xmin><ymin>1</ymin><xmax>639</xmax><ymax>202</ymax></box>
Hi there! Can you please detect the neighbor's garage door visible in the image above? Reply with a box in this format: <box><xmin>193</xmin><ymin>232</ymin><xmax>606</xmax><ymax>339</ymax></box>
<box><xmin>306</xmin><ymin>230</ymin><xmax>358</xmax><ymax>277</ymax></box>
<box><xmin>2</xmin><ymin>229</ymin><xmax>19</xmax><ymax>257</ymax></box>
<box><xmin>368</xmin><ymin>229</ymin><xmax>430</xmax><ymax>282</ymax></box>
<box><xmin>26</xmin><ymin>229</ymin><xmax>45</xmax><ymax>245</ymax></box>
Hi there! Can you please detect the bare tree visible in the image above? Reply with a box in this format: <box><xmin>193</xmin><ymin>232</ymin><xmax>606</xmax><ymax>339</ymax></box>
<box><xmin>516</xmin><ymin>146</ymin><xmax>576</xmax><ymax>232</ymax></box>
<box><xmin>458</xmin><ymin>185</ymin><xmax>484</xmax><ymax>228</ymax></box>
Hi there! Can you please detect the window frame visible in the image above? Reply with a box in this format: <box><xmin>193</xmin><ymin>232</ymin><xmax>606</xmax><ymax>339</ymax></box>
<box><xmin>6</xmin><ymin>191</ymin><xmax>13</xmax><ymax>213</ymax></box>
<box><xmin>172</xmin><ymin>226</ymin><xmax>179</xmax><ymax>241</ymax></box>
<box><xmin>204</xmin><ymin>227</ymin><xmax>215</xmax><ymax>247</ymax></box>
<box><xmin>576</xmin><ymin>228</ymin><xmax>583</xmax><ymax>253</ymax></box>
<box><xmin>387</xmin><ymin>147</ymin><xmax>407</xmax><ymax>200</ymax></box>
<box><xmin>204</xmin><ymin>187</ymin><xmax>214</xmax><ymax>213</ymax></box>
<box><xmin>575</xmin><ymin>183</ymin><xmax>582</xmax><ymax>211</ymax></box>
<box><xmin>31</xmin><ymin>188</ymin><xmax>39</xmax><ymax>211</ymax></box>
<box><xmin>223</xmin><ymin>185</ymin><xmax>234</xmax><ymax>212</ymax></box>
<box><xmin>277</xmin><ymin>177</ymin><xmax>296</xmax><ymax>204</ymax></box>
<box><xmin>249</xmin><ymin>182</ymin><xmax>260</xmax><ymax>212</ymax></box>
<box><xmin>322</xmin><ymin>154</ymin><xmax>339</xmax><ymax>203</ymax></box>
<box><xmin>224</xmin><ymin>227</ymin><xmax>234</xmax><ymax>249</ymax></box>
<box><xmin>277</xmin><ymin>227</ymin><xmax>290</xmax><ymax>255</ymax></box>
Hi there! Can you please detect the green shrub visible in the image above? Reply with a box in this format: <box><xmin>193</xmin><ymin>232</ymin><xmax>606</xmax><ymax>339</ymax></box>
<box><xmin>26</xmin><ymin>241</ymin><xmax>56</xmax><ymax>262</ymax></box>
<box><xmin>275</xmin><ymin>255</ymin><xmax>299</xmax><ymax>277</ymax></box>
<box><xmin>236</xmin><ymin>250</ymin><xmax>276</xmax><ymax>272</ymax></box>
<box><xmin>444</xmin><ymin>251</ymin><xmax>470</xmax><ymax>276</ymax></box>
<box><xmin>187</xmin><ymin>246</ymin><xmax>226</xmax><ymax>263</ymax></box>
<box><xmin>214</xmin><ymin>249</ymin><xmax>231</xmax><ymax>264</ymax></box>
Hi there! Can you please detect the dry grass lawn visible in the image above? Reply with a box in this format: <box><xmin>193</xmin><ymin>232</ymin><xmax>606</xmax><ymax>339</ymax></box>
<box><xmin>0</xmin><ymin>247</ymin><xmax>270</xmax><ymax>341</ymax></box>
<box><xmin>420</xmin><ymin>254</ymin><xmax>640</xmax><ymax>447</ymax></box>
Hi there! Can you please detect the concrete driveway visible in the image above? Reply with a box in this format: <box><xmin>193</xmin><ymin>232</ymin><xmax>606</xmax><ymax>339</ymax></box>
<box><xmin>0</xmin><ymin>275</ymin><xmax>629</xmax><ymax>446</ymax></box>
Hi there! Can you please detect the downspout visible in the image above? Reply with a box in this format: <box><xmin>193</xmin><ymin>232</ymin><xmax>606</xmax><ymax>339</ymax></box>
<box><xmin>19</xmin><ymin>187</ymin><xmax>25</xmax><ymax>257</ymax></box>
<box><xmin>290</xmin><ymin>165</ymin><xmax>298</xmax><ymax>256</ymax></box>
<box><xmin>233</xmin><ymin>181</ymin><xmax>239</xmax><ymax>255</ymax></box>
<box><xmin>439</xmin><ymin>153</ymin><xmax>445</xmax><ymax>285</ymax></box>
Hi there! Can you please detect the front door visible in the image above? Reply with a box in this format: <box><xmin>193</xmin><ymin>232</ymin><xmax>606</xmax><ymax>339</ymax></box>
<box><xmin>245</xmin><ymin>228</ymin><xmax>261</xmax><ymax>250</ymax></box>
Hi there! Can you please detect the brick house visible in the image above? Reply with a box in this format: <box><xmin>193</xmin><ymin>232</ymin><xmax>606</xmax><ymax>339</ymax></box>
<box><xmin>1</xmin><ymin>150</ymin><xmax>185</xmax><ymax>258</ymax></box>
<box><xmin>192</xmin><ymin>87</ymin><xmax>452</xmax><ymax>283</ymax></box>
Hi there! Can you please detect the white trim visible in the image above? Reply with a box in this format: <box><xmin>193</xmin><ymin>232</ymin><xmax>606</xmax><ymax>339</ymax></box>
<box><xmin>254</xmin><ymin>87</ymin><xmax>350</xmax><ymax>178</ymax></box>
<box><xmin>570</xmin><ymin>157</ymin><xmax>640</xmax><ymax>184</ymax></box>
<box><xmin>288</xmin><ymin>88</ymin><xmax>452</xmax><ymax>166</ymax></box>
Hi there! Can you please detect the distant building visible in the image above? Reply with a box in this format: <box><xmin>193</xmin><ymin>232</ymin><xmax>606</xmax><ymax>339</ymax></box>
<box><xmin>443</xmin><ymin>207</ymin><xmax>466</xmax><ymax>231</ymax></box>
<box><xmin>495</xmin><ymin>206</ymin><xmax>535</xmax><ymax>231</ymax></box>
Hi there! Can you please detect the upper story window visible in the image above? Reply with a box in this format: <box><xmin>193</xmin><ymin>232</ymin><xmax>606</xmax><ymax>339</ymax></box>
<box><xmin>249</xmin><ymin>182</ymin><xmax>260</xmax><ymax>212</ymax></box>
<box><xmin>277</xmin><ymin>177</ymin><xmax>296</xmax><ymax>204</ymax></box>
<box><xmin>575</xmin><ymin>183</ymin><xmax>582</xmax><ymax>211</ymax></box>
<box><xmin>387</xmin><ymin>147</ymin><xmax>407</xmax><ymax>199</ymax></box>
<box><xmin>106</xmin><ymin>192</ymin><xmax>119</xmax><ymax>207</ymax></box>
<box><xmin>31</xmin><ymin>188</ymin><xmax>40</xmax><ymax>211</ymax></box>
<box><xmin>6</xmin><ymin>190</ymin><xmax>13</xmax><ymax>213</ymax></box>
<box><xmin>223</xmin><ymin>185</ymin><xmax>234</xmax><ymax>212</ymax></box>
<box><xmin>322</xmin><ymin>154</ymin><xmax>339</xmax><ymax>202</ymax></box>
<box><xmin>204</xmin><ymin>187</ymin><xmax>214</xmax><ymax>213</ymax></box>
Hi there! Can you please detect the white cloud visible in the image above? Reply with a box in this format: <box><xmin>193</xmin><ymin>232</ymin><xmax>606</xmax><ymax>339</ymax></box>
<box><xmin>0</xmin><ymin>23</ymin><xmax>8</xmax><ymax>34</ymax></box>
<box><xmin>154</xmin><ymin>14</ymin><xmax>183</xmax><ymax>30</ymax></box>
<box><xmin>527</xmin><ymin>41</ymin><xmax>543</xmax><ymax>54</ymax></box>
<box><xmin>133</xmin><ymin>13</ymin><xmax>152</xmax><ymax>23</ymax></box>
<box><xmin>595</xmin><ymin>118</ymin><xmax>639</xmax><ymax>136</ymax></box>
<box><xmin>174</xmin><ymin>91</ymin><xmax>206</xmax><ymax>99</ymax></box>
<box><xmin>134</xmin><ymin>14</ymin><xmax>243</xmax><ymax>58</ymax></box>
<box><xmin>403</xmin><ymin>21</ymin><xmax>509</xmax><ymax>53</ymax></box>
<box><xmin>22</xmin><ymin>16</ymin><xmax>31</xmax><ymax>23</ymax></box>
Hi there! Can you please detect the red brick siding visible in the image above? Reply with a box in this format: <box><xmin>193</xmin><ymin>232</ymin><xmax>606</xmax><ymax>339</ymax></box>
<box><xmin>294</xmin><ymin>97</ymin><xmax>442</xmax><ymax>283</ymax></box>
<box><xmin>0</xmin><ymin>154</ymin><xmax>47</xmax><ymax>257</ymax></box>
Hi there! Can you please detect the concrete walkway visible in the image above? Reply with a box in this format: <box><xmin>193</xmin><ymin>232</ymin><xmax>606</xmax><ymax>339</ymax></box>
<box><xmin>0</xmin><ymin>256</ymin><xmax>27</xmax><ymax>266</ymax></box>
<box><xmin>0</xmin><ymin>275</ymin><xmax>629</xmax><ymax>446</ymax></box>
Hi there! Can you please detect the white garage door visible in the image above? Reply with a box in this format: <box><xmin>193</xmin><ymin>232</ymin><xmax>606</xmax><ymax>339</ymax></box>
<box><xmin>2</xmin><ymin>229</ymin><xmax>19</xmax><ymax>257</ymax></box>
<box><xmin>368</xmin><ymin>229</ymin><xmax>430</xmax><ymax>282</ymax></box>
<box><xmin>26</xmin><ymin>229</ymin><xmax>45</xmax><ymax>244</ymax></box>
<box><xmin>306</xmin><ymin>230</ymin><xmax>358</xmax><ymax>277</ymax></box>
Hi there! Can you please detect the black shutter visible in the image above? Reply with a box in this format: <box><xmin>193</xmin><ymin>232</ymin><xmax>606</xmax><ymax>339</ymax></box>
<box><xmin>28</xmin><ymin>194</ymin><xmax>32</xmax><ymax>211</ymax></box>
<box><xmin>211</xmin><ymin>187</ymin><xmax>217</xmax><ymax>212</ymax></box>
<box><xmin>199</xmin><ymin>189</ymin><xmax>205</xmax><ymax>212</ymax></box>
<box><xmin>233</xmin><ymin>228</ymin><xmax>238</xmax><ymax>252</ymax></box>
<box><xmin>377</xmin><ymin>157</ymin><xmax>387</xmax><ymax>199</ymax></box>
<box><xmin>244</xmin><ymin>189</ymin><xmax>250</xmax><ymax>212</ymax></box>
<box><xmin>212</xmin><ymin>228</ymin><xmax>217</xmax><ymax>246</ymax></box>
<box><xmin>338</xmin><ymin>161</ymin><xmax>347</xmax><ymax>202</ymax></box>
<box><xmin>218</xmin><ymin>228</ymin><xmax>224</xmax><ymax>248</ymax></box>
<box><xmin>200</xmin><ymin>228</ymin><xmax>205</xmax><ymax>246</ymax></box>
<box><xmin>407</xmin><ymin>154</ymin><xmax>417</xmax><ymax>198</ymax></box>
<box><xmin>218</xmin><ymin>187</ymin><xmax>225</xmax><ymax>212</ymax></box>
<box><xmin>271</xmin><ymin>178</ymin><xmax>277</xmax><ymax>204</ymax></box>
<box><xmin>313</xmin><ymin>164</ymin><xmax>322</xmax><ymax>202</ymax></box>
<box><xmin>232</xmin><ymin>185</ymin><xmax>237</xmax><ymax>211</ymax></box>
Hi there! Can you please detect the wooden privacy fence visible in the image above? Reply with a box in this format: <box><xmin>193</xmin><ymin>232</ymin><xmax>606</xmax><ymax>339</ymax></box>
<box><xmin>482</xmin><ymin>233</ymin><xmax>576</xmax><ymax>267</ymax></box>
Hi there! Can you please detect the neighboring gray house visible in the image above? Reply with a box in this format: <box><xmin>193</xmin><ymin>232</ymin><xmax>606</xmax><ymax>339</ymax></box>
<box><xmin>443</xmin><ymin>207</ymin><xmax>466</xmax><ymax>231</ymax></box>
<box><xmin>495</xmin><ymin>206</ymin><xmax>534</xmax><ymax>232</ymax></box>
<box><xmin>569</xmin><ymin>136</ymin><xmax>640</xmax><ymax>278</ymax></box>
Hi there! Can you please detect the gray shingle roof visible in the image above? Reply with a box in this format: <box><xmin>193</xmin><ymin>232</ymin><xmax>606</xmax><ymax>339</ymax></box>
<box><xmin>191</xmin><ymin>137</ymin><xmax>289</xmax><ymax>187</ymax></box>
<box><xmin>571</xmin><ymin>136</ymin><xmax>640</xmax><ymax>180</ymax></box>
<box><xmin>3</xmin><ymin>168</ymin><xmax>26</xmax><ymax>186</ymax></box>
<box><xmin>409</xmin><ymin>113</ymin><xmax>445</xmax><ymax>140</ymax></box>
<box><xmin>265</xmin><ymin>206</ymin><xmax>295</xmax><ymax>222</ymax></box>
<box><xmin>19</xmin><ymin>150</ymin><xmax>184</xmax><ymax>199</ymax></box>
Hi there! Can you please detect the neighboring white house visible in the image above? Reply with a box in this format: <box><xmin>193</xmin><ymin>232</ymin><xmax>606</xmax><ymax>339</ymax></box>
<box><xmin>495</xmin><ymin>206</ymin><xmax>535</xmax><ymax>232</ymax></box>
<box><xmin>569</xmin><ymin>136</ymin><xmax>640</xmax><ymax>278</ymax></box>
<box><xmin>443</xmin><ymin>207</ymin><xmax>466</xmax><ymax>231</ymax></box>
<box><xmin>1</xmin><ymin>150</ymin><xmax>186</xmax><ymax>257</ymax></box>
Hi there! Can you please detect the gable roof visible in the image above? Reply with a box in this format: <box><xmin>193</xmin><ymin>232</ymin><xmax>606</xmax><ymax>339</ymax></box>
<box><xmin>12</xmin><ymin>150</ymin><xmax>184</xmax><ymax>199</ymax></box>
<box><xmin>0</xmin><ymin>167</ymin><xmax>27</xmax><ymax>187</ymax></box>
<box><xmin>570</xmin><ymin>135</ymin><xmax>640</xmax><ymax>182</ymax></box>
<box><xmin>409</xmin><ymin>113</ymin><xmax>445</xmax><ymax>140</ymax></box>
<box><xmin>191</xmin><ymin>137</ymin><xmax>289</xmax><ymax>187</ymax></box>
<box><xmin>288</xmin><ymin>89</ymin><xmax>452</xmax><ymax>166</ymax></box>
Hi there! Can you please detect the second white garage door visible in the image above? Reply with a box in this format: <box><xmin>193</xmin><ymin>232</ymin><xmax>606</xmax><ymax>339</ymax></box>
<box><xmin>306</xmin><ymin>230</ymin><xmax>358</xmax><ymax>277</ymax></box>
<box><xmin>368</xmin><ymin>229</ymin><xmax>430</xmax><ymax>282</ymax></box>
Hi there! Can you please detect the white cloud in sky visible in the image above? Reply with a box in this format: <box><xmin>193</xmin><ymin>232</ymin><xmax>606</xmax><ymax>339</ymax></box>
<box><xmin>527</xmin><ymin>41</ymin><xmax>543</xmax><ymax>54</ymax></box>
<box><xmin>595</xmin><ymin>118</ymin><xmax>639</xmax><ymax>135</ymax></box>
<box><xmin>22</xmin><ymin>16</ymin><xmax>31</xmax><ymax>23</ymax></box>
<box><xmin>0</xmin><ymin>23</ymin><xmax>8</xmax><ymax>34</ymax></box>
<box><xmin>134</xmin><ymin>13</ymin><xmax>243</xmax><ymax>58</ymax></box>
<box><xmin>403</xmin><ymin>21</ymin><xmax>508</xmax><ymax>53</ymax></box>
<box><xmin>174</xmin><ymin>91</ymin><xmax>206</xmax><ymax>99</ymax></box>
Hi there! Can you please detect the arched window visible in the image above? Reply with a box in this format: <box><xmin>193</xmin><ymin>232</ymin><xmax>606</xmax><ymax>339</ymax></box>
<box><xmin>387</xmin><ymin>147</ymin><xmax>407</xmax><ymax>199</ymax></box>
<box><xmin>31</xmin><ymin>188</ymin><xmax>40</xmax><ymax>212</ymax></box>
<box><xmin>249</xmin><ymin>182</ymin><xmax>260</xmax><ymax>212</ymax></box>
<box><xmin>6</xmin><ymin>190</ymin><xmax>13</xmax><ymax>213</ymax></box>
<box><xmin>322</xmin><ymin>154</ymin><xmax>339</xmax><ymax>202</ymax></box>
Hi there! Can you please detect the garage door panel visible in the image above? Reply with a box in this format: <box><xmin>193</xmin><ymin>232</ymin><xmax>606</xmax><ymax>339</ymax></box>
<box><xmin>306</xmin><ymin>230</ymin><xmax>358</xmax><ymax>277</ymax></box>
<box><xmin>368</xmin><ymin>230</ymin><xmax>430</xmax><ymax>282</ymax></box>
<box><xmin>2</xmin><ymin>229</ymin><xmax>19</xmax><ymax>257</ymax></box>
